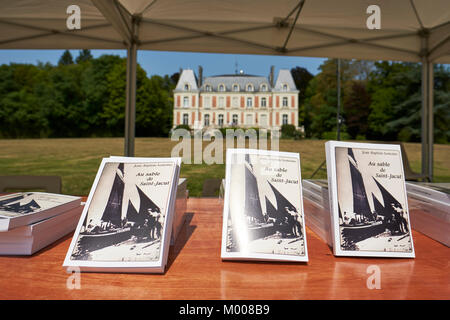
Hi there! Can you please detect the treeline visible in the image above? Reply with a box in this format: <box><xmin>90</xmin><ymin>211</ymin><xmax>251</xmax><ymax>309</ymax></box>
<box><xmin>292</xmin><ymin>60</ymin><xmax>450</xmax><ymax>143</ymax></box>
<box><xmin>0</xmin><ymin>50</ymin><xmax>175</xmax><ymax>138</ymax></box>
<box><xmin>0</xmin><ymin>50</ymin><xmax>449</xmax><ymax>143</ymax></box>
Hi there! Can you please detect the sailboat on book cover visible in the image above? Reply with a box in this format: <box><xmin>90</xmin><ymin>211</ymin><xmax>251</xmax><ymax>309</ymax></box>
<box><xmin>339</xmin><ymin>148</ymin><xmax>412</xmax><ymax>252</ymax></box>
<box><xmin>72</xmin><ymin>163</ymin><xmax>163</xmax><ymax>259</ymax></box>
<box><xmin>227</xmin><ymin>153</ymin><xmax>304</xmax><ymax>256</ymax></box>
<box><xmin>0</xmin><ymin>194</ymin><xmax>41</xmax><ymax>215</ymax></box>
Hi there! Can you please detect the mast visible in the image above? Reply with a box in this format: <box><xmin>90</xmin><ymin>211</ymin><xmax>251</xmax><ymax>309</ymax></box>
<box><xmin>244</xmin><ymin>165</ymin><xmax>264</xmax><ymax>222</ymax></box>
<box><xmin>348</xmin><ymin>149</ymin><xmax>372</xmax><ymax>220</ymax></box>
<box><xmin>101</xmin><ymin>163</ymin><xmax>125</xmax><ymax>227</ymax></box>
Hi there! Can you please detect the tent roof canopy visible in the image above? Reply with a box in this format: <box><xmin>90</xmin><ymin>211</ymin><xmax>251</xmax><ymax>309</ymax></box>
<box><xmin>0</xmin><ymin>0</ymin><xmax>449</xmax><ymax>63</ymax></box>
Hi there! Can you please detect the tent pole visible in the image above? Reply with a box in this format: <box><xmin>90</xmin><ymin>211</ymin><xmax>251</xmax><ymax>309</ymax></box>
<box><xmin>421</xmin><ymin>58</ymin><xmax>434</xmax><ymax>181</ymax></box>
<box><xmin>420</xmin><ymin>32</ymin><xmax>433</xmax><ymax>182</ymax></box>
<box><xmin>336</xmin><ymin>58</ymin><xmax>341</xmax><ymax>141</ymax></box>
<box><xmin>125</xmin><ymin>41</ymin><xmax>137</xmax><ymax>157</ymax></box>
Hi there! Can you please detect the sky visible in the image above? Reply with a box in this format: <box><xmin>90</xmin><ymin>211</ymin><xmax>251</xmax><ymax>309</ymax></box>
<box><xmin>0</xmin><ymin>49</ymin><xmax>327</xmax><ymax>78</ymax></box>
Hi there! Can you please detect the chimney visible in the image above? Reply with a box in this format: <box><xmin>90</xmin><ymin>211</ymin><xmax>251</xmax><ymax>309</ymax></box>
<box><xmin>198</xmin><ymin>66</ymin><xmax>203</xmax><ymax>87</ymax></box>
<box><xmin>269</xmin><ymin>65</ymin><xmax>275</xmax><ymax>88</ymax></box>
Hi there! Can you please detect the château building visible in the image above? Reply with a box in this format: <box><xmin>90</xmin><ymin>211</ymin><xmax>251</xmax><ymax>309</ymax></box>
<box><xmin>173</xmin><ymin>67</ymin><xmax>299</xmax><ymax>131</ymax></box>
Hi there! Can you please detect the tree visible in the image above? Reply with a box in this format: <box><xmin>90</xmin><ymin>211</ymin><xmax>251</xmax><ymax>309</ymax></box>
<box><xmin>344</xmin><ymin>81</ymin><xmax>371</xmax><ymax>139</ymax></box>
<box><xmin>75</xmin><ymin>49</ymin><xmax>93</xmax><ymax>64</ymax></box>
<box><xmin>58</xmin><ymin>50</ymin><xmax>74</xmax><ymax>66</ymax></box>
<box><xmin>290</xmin><ymin>66</ymin><xmax>313</xmax><ymax>127</ymax></box>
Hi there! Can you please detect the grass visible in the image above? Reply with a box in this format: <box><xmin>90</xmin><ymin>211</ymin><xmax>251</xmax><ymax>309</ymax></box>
<box><xmin>0</xmin><ymin>137</ymin><xmax>448</xmax><ymax>197</ymax></box>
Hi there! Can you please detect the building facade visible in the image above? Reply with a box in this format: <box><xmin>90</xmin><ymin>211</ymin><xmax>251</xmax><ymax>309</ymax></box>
<box><xmin>173</xmin><ymin>67</ymin><xmax>299</xmax><ymax>131</ymax></box>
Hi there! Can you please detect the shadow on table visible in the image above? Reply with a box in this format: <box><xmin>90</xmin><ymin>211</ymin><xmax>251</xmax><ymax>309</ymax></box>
<box><xmin>166</xmin><ymin>212</ymin><xmax>196</xmax><ymax>271</ymax></box>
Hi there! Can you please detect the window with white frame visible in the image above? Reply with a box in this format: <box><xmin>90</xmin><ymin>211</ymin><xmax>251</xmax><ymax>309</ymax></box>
<box><xmin>232</xmin><ymin>97</ymin><xmax>239</xmax><ymax>107</ymax></box>
<box><xmin>260</xmin><ymin>114</ymin><xmax>268</xmax><ymax>126</ymax></box>
<box><xmin>232</xmin><ymin>84</ymin><xmax>239</xmax><ymax>92</ymax></box>
<box><xmin>204</xmin><ymin>114</ymin><xmax>210</xmax><ymax>126</ymax></box>
<box><xmin>282</xmin><ymin>84</ymin><xmax>288</xmax><ymax>91</ymax></box>
<box><xmin>282</xmin><ymin>114</ymin><xmax>288</xmax><ymax>125</ymax></box>
<box><xmin>246</xmin><ymin>84</ymin><xmax>253</xmax><ymax>92</ymax></box>
<box><xmin>282</xmin><ymin>97</ymin><xmax>288</xmax><ymax>107</ymax></box>
<box><xmin>218</xmin><ymin>84</ymin><xmax>225</xmax><ymax>92</ymax></box>
<box><xmin>232</xmin><ymin>114</ymin><xmax>238</xmax><ymax>125</ymax></box>
<box><xmin>261</xmin><ymin>97</ymin><xmax>267</xmax><ymax>107</ymax></box>
<box><xmin>218</xmin><ymin>114</ymin><xmax>224</xmax><ymax>126</ymax></box>
<box><xmin>260</xmin><ymin>84</ymin><xmax>267</xmax><ymax>92</ymax></box>
<box><xmin>184</xmin><ymin>84</ymin><xmax>189</xmax><ymax>91</ymax></box>
<box><xmin>183</xmin><ymin>96</ymin><xmax>189</xmax><ymax>107</ymax></box>
<box><xmin>204</xmin><ymin>96</ymin><xmax>211</xmax><ymax>108</ymax></box>
<box><xmin>205</xmin><ymin>84</ymin><xmax>211</xmax><ymax>92</ymax></box>
<box><xmin>246</xmin><ymin>97</ymin><xmax>253</xmax><ymax>107</ymax></box>
<box><xmin>218</xmin><ymin>97</ymin><xmax>225</xmax><ymax>107</ymax></box>
<box><xmin>246</xmin><ymin>114</ymin><xmax>253</xmax><ymax>125</ymax></box>
<box><xmin>183</xmin><ymin>113</ymin><xmax>189</xmax><ymax>125</ymax></box>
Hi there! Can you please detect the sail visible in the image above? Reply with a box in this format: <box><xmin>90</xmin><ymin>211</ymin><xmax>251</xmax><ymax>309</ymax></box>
<box><xmin>136</xmin><ymin>185</ymin><xmax>160</xmax><ymax>216</ymax></box>
<box><xmin>373</xmin><ymin>178</ymin><xmax>403</xmax><ymax>212</ymax></box>
<box><xmin>265</xmin><ymin>196</ymin><xmax>279</xmax><ymax>220</ymax></box>
<box><xmin>244</xmin><ymin>165</ymin><xmax>264</xmax><ymax>222</ymax></box>
<box><xmin>348</xmin><ymin>148</ymin><xmax>357</xmax><ymax>164</ymax></box>
<box><xmin>348</xmin><ymin>159</ymin><xmax>372</xmax><ymax>219</ymax></box>
<box><xmin>0</xmin><ymin>194</ymin><xmax>24</xmax><ymax>207</ymax></box>
<box><xmin>372</xmin><ymin>193</ymin><xmax>388</xmax><ymax>217</ymax></box>
<box><xmin>268</xmin><ymin>181</ymin><xmax>295</xmax><ymax>219</ymax></box>
<box><xmin>101</xmin><ymin>163</ymin><xmax>125</xmax><ymax>227</ymax></box>
<box><xmin>21</xmin><ymin>199</ymin><xmax>40</xmax><ymax>213</ymax></box>
<box><xmin>125</xmin><ymin>200</ymin><xmax>140</xmax><ymax>223</ymax></box>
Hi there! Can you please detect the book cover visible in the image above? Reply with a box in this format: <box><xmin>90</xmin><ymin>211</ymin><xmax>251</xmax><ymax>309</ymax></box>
<box><xmin>0</xmin><ymin>192</ymin><xmax>81</xmax><ymax>231</ymax></box>
<box><xmin>326</xmin><ymin>141</ymin><xmax>415</xmax><ymax>258</ymax></box>
<box><xmin>63</xmin><ymin>157</ymin><xmax>180</xmax><ymax>273</ymax></box>
<box><xmin>0</xmin><ymin>204</ymin><xmax>83</xmax><ymax>255</ymax></box>
<box><xmin>221</xmin><ymin>149</ymin><xmax>308</xmax><ymax>262</ymax></box>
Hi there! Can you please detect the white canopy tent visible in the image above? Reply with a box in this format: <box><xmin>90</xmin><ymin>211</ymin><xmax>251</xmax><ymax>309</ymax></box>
<box><xmin>0</xmin><ymin>0</ymin><xmax>449</xmax><ymax>180</ymax></box>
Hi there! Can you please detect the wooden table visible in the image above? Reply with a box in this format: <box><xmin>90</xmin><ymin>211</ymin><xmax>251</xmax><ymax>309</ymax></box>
<box><xmin>0</xmin><ymin>198</ymin><xmax>448</xmax><ymax>300</ymax></box>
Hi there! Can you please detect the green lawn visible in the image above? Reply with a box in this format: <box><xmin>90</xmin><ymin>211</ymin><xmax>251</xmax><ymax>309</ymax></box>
<box><xmin>0</xmin><ymin>137</ymin><xmax>448</xmax><ymax>197</ymax></box>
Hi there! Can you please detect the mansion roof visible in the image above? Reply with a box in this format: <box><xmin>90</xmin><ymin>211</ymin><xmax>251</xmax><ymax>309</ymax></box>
<box><xmin>174</xmin><ymin>68</ymin><xmax>298</xmax><ymax>93</ymax></box>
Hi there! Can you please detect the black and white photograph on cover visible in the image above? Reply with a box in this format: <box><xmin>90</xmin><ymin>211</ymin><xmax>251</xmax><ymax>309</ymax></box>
<box><xmin>222</xmin><ymin>149</ymin><xmax>308</xmax><ymax>262</ymax></box>
<box><xmin>0</xmin><ymin>192</ymin><xmax>79</xmax><ymax>218</ymax></box>
<box><xmin>335</xmin><ymin>146</ymin><xmax>414</xmax><ymax>255</ymax></box>
<box><xmin>0</xmin><ymin>193</ymin><xmax>40</xmax><ymax>216</ymax></box>
<box><xmin>69</xmin><ymin>161</ymin><xmax>175</xmax><ymax>263</ymax></box>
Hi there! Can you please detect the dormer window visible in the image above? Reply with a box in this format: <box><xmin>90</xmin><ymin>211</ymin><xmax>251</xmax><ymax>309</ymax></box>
<box><xmin>184</xmin><ymin>84</ymin><xmax>190</xmax><ymax>91</ymax></box>
<box><xmin>260</xmin><ymin>84</ymin><xmax>267</xmax><ymax>92</ymax></box>
<box><xmin>282</xmin><ymin>84</ymin><xmax>289</xmax><ymax>91</ymax></box>
<box><xmin>205</xmin><ymin>84</ymin><xmax>211</xmax><ymax>92</ymax></box>
<box><xmin>218</xmin><ymin>84</ymin><xmax>225</xmax><ymax>92</ymax></box>
<box><xmin>246</xmin><ymin>84</ymin><xmax>253</xmax><ymax>92</ymax></box>
<box><xmin>232</xmin><ymin>84</ymin><xmax>239</xmax><ymax>92</ymax></box>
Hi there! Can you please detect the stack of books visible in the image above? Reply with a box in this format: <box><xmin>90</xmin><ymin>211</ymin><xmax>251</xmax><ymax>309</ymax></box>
<box><xmin>406</xmin><ymin>182</ymin><xmax>449</xmax><ymax>247</ymax></box>
<box><xmin>63</xmin><ymin>156</ymin><xmax>181</xmax><ymax>273</ymax></box>
<box><xmin>0</xmin><ymin>192</ymin><xmax>82</xmax><ymax>255</ymax></box>
<box><xmin>302</xmin><ymin>179</ymin><xmax>332</xmax><ymax>247</ymax></box>
<box><xmin>171</xmin><ymin>177</ymin><xmax>188</xmax><ymax>245</ymax></box>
